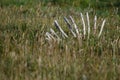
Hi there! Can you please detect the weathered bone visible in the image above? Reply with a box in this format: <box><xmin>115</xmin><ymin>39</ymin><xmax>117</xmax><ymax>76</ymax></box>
<box><xmin>64</xmin><ymin>17</ymin><xmax>76</xmax><ymax>37</ymax></box>
<box><xmin>45</xmin><ymin>12</ymin><xmax>106</xmax><ymax>42</ymax></box>
<box><xmin>46</xmin><ymin>32</ymin><xmax>56</xmax><ymax>40</ymax></box>
<box><xmin>86</xmin><ymin>12</ymin><xmax>90</xmax><ymax>39</ymax></box>
<box><xmin>94</xmin><ymin>15</ymin><xmax>97</xmax><ymax>34</ymax></box>
<box><xmin>98</xmin><ymin>19</ymin><xmax>106</xmax><ymax>38</ymax></box>
<box><xmin>80</xmin><ymin>13</ymin><xmax>86</xmax><ymax>36</ymax></box>
<box><xmin>45</xmin><ymin>32</ymin><xmax>52</xmax><ymax>41</ymax></box>
<box><xmin>69</xmin><ymin>16</ymin><xmax>79</xmax><ymax>36</ymax></box>
<box><xmin>54</xmin><ymin>20</ymin><xmax>68</xmax><ymax>38</ymax></box>
<box><xmin>50</xmin><ymin>28</ymin><xmax>60</xmax><ymax>40</ymax></box>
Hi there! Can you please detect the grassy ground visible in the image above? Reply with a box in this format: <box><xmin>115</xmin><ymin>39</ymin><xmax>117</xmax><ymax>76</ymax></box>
<box><xmin>0</xmin><ymin>1</ymin><xmax>120</xmax><ymax>80</ymax></box>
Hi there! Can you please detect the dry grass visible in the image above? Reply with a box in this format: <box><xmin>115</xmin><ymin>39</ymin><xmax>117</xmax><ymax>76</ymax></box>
<box><xmin>0</xmin><ymin>3</ymin><xmax>120</xmax><ymax>80</ymax></box>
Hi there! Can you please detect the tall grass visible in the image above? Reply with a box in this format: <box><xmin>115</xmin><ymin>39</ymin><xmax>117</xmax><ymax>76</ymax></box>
<box><xmin>0</xmin><ymin>1</ymin><xmax>120</xmax><ymax>80</ymax></box>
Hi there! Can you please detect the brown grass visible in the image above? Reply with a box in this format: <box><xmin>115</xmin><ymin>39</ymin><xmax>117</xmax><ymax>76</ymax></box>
<box><xmin>0</xmin><ymin>3</ymin><xmax>120</xmax><ymax>80</ymax></box>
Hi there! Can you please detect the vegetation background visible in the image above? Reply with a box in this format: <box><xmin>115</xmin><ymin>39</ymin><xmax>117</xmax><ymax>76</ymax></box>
<box><xmin>0</xmin><ymin>0</ymin><xmax>120</xmax><ymax>80</ymax></box>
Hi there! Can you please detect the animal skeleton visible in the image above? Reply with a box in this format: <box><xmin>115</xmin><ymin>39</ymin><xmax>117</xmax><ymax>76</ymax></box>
<box><xmin>45</xmin><ymin>12</ymin><xmax>106</xmax><ymax>41</ymax></box>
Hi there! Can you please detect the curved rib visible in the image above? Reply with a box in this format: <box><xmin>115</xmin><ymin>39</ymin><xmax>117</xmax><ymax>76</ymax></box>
<box><xmin>54</xmin><ymin>20</ymin><xmax>68</xmax><ymax>38</ymax></box>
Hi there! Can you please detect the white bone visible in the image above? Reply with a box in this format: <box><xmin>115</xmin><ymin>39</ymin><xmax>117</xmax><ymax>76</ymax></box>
<box><xmin>86</xmin><ymin>12</ymin><xmax>90</xmax><ymax>39</ymax></box>
<box><xmin>69</xmin><ymin>16</ymin><xmax>79</xmax><ymax>36</ymax></box>
<box><xmin>64</xmin><ymin>17</ymin><xmax>76</xmax><ymax>37</ymax></box>
<box><xmin>54</xmin><ymin>20</ymin><xmax>68</xmax><ymax>38</ymax></box>
<box><xmin>80</xmin><ymin>13</ymin><xmax>86</xmax><ymax>36</ymax></box>
<box><xmin>98</xmin><ymin>19</ymin><xmax>106</xmax><ymax>38</ymax></box>
<box><xmin>50</xmin><ymin>28</ymin><xmax>60</xmax><ymax>40</ymax></box>
<box><xmin>94</xmin><ymin>15</ymin><xmax>97</xmax><ymax>34</ymax></box>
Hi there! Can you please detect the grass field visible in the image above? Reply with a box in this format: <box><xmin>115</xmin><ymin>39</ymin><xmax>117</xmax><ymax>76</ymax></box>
<box><xmin>0</xmin><ymin>1</ymin><xmax>120</xmax><ymax>80</ymax></box>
